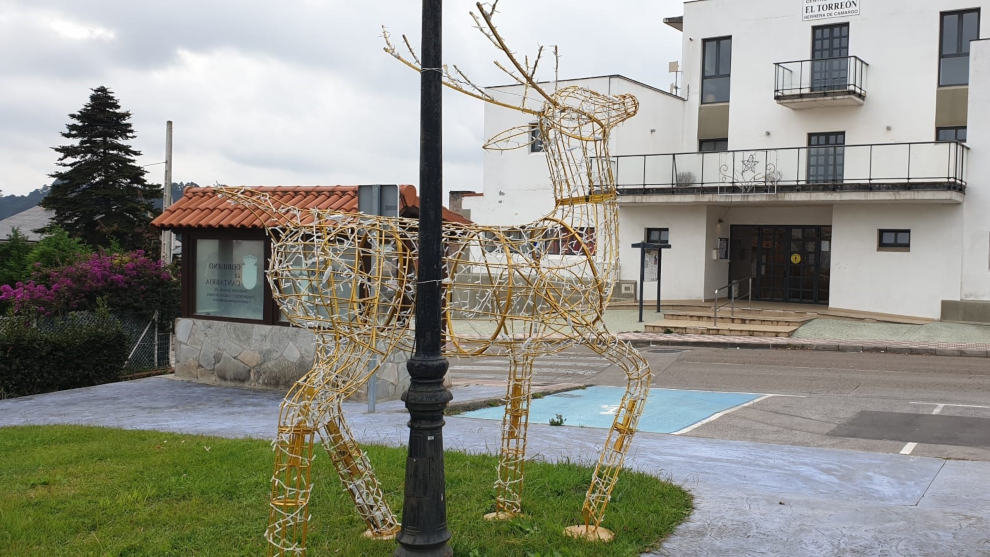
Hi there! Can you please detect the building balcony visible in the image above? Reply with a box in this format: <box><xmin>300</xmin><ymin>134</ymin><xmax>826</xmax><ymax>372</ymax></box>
<box><xmin>612</xmin><ymin>141</ymin><xmax>968</xmax><ymax>204</ymax></box>
<box><xmin>774</xmin><ymin>56</ymin><xmax>868</xmax><ymax>109</ymax></box>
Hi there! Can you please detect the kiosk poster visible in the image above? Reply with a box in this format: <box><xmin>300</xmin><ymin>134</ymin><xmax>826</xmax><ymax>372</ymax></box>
<box><xmin>195</xmin><ymin>239</ymin><xmax>265</xmax><ymax>319</ymax></box>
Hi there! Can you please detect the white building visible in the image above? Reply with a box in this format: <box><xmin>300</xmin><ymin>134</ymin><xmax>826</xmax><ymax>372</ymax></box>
<box><xmin>465</xmin><ymin>0</ymin><xmax>990</xmax><ymax>320</ymax></box>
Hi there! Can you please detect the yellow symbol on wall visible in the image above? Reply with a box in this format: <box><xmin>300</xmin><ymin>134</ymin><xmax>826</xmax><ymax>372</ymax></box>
<box><xmin>791</xmin><ymin>253</ymin><xmax>802</xmax><ymax>264</ymax></box>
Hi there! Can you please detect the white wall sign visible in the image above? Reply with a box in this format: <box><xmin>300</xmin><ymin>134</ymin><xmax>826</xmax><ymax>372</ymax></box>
<box><xmin>803</xmin><ymin>0</ymin><xmax>860</xmax><ymax>21</ymax></box>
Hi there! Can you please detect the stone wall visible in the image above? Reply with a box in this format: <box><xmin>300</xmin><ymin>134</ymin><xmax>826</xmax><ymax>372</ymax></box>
<box><xmin>173</xmin><ymin>318</ymin><xmax>410</xmax><ymax>401</ymax></box>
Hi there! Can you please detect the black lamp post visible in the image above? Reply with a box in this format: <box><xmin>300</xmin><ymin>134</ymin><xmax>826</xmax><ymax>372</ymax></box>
<box><xmin>395</xmin><ymin>0</ymin><xmax>453</xmax><ymax>556</ymax></box>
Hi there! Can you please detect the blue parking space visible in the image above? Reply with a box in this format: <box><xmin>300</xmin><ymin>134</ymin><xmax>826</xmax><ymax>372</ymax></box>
<box><xmin>460</xmin><ymin>386</ymin><xmax>763</xmax><ymax>434</ymax></box>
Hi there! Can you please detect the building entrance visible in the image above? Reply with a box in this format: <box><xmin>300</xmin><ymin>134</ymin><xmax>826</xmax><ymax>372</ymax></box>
<box><xmin>729</xmin><ymin>225</ymin><xmax>831</xmax><ymax>304</ymax></box>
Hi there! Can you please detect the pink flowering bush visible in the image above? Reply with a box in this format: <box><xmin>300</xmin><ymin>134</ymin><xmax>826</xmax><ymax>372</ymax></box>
<box><xmin>0</xmin><ymin>250</ymin><xmax>179</xmax><ymax>324</ymax></box>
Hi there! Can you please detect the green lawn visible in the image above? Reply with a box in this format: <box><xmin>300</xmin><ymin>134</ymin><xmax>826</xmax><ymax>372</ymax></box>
<box><xmin>0</xmin><ymin>426</ymin><xmax>691</xmax><ymax>556</ymax></box>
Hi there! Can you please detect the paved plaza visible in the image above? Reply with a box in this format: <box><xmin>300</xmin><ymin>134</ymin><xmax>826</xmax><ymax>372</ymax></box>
<box><xmin>1</xmin><ymin>345</ymin><xmax>988</xmax><ymax>556</ymax></box>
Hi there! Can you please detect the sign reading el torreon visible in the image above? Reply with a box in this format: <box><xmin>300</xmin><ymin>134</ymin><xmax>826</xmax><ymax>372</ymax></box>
<box><xmin>803</xmin><ymin>0</ymin><xmax>860</xmax><ymax>21</ymax></box>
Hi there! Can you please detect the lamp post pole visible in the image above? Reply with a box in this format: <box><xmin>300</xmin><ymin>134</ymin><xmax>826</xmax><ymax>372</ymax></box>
<box><xmin>395</xmin><ymin>0</ymin><xmax>453</xmax><ymax>556</ymax></box>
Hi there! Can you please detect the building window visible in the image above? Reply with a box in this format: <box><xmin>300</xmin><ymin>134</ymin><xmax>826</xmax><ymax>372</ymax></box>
<box><xmin>811</xmin><ymin>23</ymin><xmax>849</xmax><ymax>91</ymax></box>
<box><xmin>529</xmin><ymin>123</ymin><xmax>544</xmax><ymax>153</ymax></box>
<box><xmin>878</xmin><ymin>229</ymin><xmax>911</xmax><ymax>250</ymax></box>
<box><xmin>808</xmin><ymin>131</ymin><xmax>845</xmax><ymax>184</ymax></box>
<box><xmin>699</xmin><ymin>138</ymin><xmax>728</xmax><ymax>152</ymax></box>
<box><xmin>940</xmin><ymin>9</ymin><xmax>980</xmax><ymax>87</ymax></box>
<box><xmin>702</xmin><ymin>37</ymin><xmax>732</xmax><ymax>104</ymax></box>
<box><xmin>194</xmin><ymin>238</ymin><xmax>265</xmax><ymax>320</ymax></box>
<box><xmin>646</xmin><ymin>227</ymin><xmax>669</xmax><ymax>244</ymax></box>
<box><xmin>936</xmin><ymin>126</ymin><xmax>968</xmax><ymax>142</ymax></box>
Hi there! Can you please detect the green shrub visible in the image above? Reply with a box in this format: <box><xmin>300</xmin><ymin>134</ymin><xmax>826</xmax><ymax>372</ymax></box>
<box><xmin>0</xmin><ymin>312</ymin><xmax>128</xmax><ymax>398</ymax></box>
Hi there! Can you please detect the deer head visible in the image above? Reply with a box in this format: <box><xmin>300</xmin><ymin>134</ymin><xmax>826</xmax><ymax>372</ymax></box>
<box><xmin>384</xmin><ymin>1</ymin><xmax>639</xmax><ymax>151</ymax></box>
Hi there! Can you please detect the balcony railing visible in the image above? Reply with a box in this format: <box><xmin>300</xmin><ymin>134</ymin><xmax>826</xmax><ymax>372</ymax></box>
<box><xmin>611</xmin><ymin>141</ymin><xmax>968</xmax><ymax>196</ymax></box>
<box><xmin>774</xmin><ymin>56</ymin><xmax>868</xmax><ymax>100</ymax></box>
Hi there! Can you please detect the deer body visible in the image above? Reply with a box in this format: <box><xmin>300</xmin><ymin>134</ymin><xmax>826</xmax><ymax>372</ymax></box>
<box><xmin>243</xmin><ymin>5</ymin><xmax>655</xmax><ymax>554</ymax></box>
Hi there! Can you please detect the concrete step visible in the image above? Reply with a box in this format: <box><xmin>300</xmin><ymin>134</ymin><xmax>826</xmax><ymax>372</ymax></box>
<box><xmin>662</xmin><ymin>310</ymin><xmax>816</xmax><ymax>327</ymax></box>
<box><xmin>644</xmin><ymin>318</ymin><xmax>800</xmax><ymax>338</ymax></box>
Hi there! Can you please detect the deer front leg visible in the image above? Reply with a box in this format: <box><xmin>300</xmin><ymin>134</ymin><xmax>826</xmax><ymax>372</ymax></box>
<box><xmin>266</xmin><ymin>379</ymin><xmax>320</xmax><ymax>556</ymax></box>
<box><xmin>486</xmin><ymin>353</ymin><xmax>536</xmax><ymax>520</ymax></box>
<box><xmin>565</xmin><ymin>332</ymin><xmax>652</xmax><ymax>542</ymax></box>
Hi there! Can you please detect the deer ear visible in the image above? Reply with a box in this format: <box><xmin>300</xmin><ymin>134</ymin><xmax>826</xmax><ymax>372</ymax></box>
<box><xmin>483</xmin><ymin>124</ymin><xmax>542</xmax><ymax>151</ymax></box>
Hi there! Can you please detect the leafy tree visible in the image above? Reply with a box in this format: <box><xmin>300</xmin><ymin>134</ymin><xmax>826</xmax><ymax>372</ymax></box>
<box><xmin>25</xmin><ymin>226</ymin><xmax>90</xmax><ymax>274</ymax></box>
<box><xmin>0</xmin><ymin>229</ymin><xmax>32</xmax><ymax>287</ymax></box>
<box><xmin>42</xmin><ymin>86</ymin><xmax>162</xmax><ymax>253</ymax></box>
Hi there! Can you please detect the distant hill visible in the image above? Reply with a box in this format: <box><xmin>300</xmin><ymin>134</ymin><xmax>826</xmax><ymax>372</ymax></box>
<box><xmin>0</xmin><ymin>182</ymin><xmax>191</xmax><ymax>221</ymax></box>
<box><xmin>0</xmin><ymin>187</ymin><xmax>48</xmax><ymax>220</ymax></box>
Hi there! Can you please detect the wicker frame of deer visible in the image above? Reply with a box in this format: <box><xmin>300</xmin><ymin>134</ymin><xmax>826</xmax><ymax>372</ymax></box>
<box><xmin>220</xmin><ymin>3</ymin><xmax>653</xmax><ymax>554</ymax></box>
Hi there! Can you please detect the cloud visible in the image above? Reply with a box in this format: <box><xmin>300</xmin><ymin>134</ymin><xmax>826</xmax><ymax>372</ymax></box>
<box><xmin>0</xmin><ymin>0</ymin><xmax>684</xmax><ymax>196</ymax></box>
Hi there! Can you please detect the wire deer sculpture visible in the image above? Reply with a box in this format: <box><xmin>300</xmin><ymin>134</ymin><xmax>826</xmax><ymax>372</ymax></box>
<box><xmin>221</xmin><ymin>3</ymin><xmax>652</xmax><ymax>554</ymax></box>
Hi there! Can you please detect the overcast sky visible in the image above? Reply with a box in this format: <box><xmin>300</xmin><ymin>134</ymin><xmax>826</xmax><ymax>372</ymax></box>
<box><xmin>0</xmin><ymin>1</ymin><xmax>683</xmax><ymax>196</ymax></box>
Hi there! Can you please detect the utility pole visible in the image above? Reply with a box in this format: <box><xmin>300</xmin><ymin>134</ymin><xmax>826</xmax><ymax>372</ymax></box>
<box><xmin>395</xmin><ymin>0</ymin><xmax>453</xmax><ymax>555</ymax></box>
<box><xmin>160</xmin><ymin>120</ymin><xmax>173</xmax><ymax>263</ymax></box>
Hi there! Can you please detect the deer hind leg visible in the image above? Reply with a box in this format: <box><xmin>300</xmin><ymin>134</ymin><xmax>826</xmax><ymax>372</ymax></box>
<box><xmin>265</xmin><ymin>339</ymin><xmax>398</xmax><ymax>555</ymax></box>
<box><xmin>486</xmin><ymin>352</ymin><xmax>537</xmax><ymax>520</ymax></box>
<box><xmin>318</xmin><ymin>395</ymin><xmax>400</xmax><ymax>539</ymax></box>
<box><xmin>566</xmin><ymin>331</ymin><xmax>652</xmax><ymax>542</ymax></box>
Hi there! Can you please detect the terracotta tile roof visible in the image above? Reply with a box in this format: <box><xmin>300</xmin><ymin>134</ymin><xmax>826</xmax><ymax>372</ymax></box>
<box><xmin>152</xmin><ymin>185</ymin><xmax>471</xmax><ymax>229</ymax></box>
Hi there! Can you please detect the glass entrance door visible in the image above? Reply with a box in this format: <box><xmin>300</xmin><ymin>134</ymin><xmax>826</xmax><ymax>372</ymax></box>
<box><xmin>730</xmin><ymin>225</ymin><xmax>831</xmax><ymax>304</ymax></box>
<box><xmin>811</xmin><ymin>23</ymin><xmax>849</xmax><ymax>91</ymax></box>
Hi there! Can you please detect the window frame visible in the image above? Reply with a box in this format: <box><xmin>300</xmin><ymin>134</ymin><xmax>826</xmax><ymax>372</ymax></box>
<box><xmin>181</xmin><ymin>228</ymin><xmax>280</xmax><ymax>325</ymax></box>
<box><xmin>701</xmin><ymin>36</ymin><xmax>732</xmax><ymax>104</ymax></box>
<box><xmin>936</xmin><ymin>126</ymin><xmax>967</xmax><ymax>142</ymax></box>
<box><xmin>699</xmin><ymin>138</ymin><xmax>728</xmax><ymax>152</ymax></box>
<box><xmin>939</xmin><ymin>8</ymin><xmax>981</xmax><ymax>87</ymax></box>
<box><xmin>529</xmin><ymin>122</ymin><xmax>544</xmax><ymax>153</ymax></box>
<box><xmin>877</xmin><ymin>229</ymin><xmax>911</xmax><ymax>250</ymax></box>
<box><xmin>645</xmin><ymin>227</ymin><xmax>669</xmax><ymax>245</ymax></box>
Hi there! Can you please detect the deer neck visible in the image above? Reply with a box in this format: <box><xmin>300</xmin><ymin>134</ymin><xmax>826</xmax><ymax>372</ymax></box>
<box><xmin>543</xmin><ymin>129</ymin><xmax>617</xmax><ymax>212</ymax></box>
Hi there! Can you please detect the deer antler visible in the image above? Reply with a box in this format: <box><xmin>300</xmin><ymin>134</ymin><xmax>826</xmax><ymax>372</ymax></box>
<box><xmin>472</xmin><ymin>2</ymin><xmax>559</xmax><ymax>108</ymax></box>
<box><xmin>382</xmin><ymin>26</ymin><xmax>540</xmax><ymax>116</ymax></box>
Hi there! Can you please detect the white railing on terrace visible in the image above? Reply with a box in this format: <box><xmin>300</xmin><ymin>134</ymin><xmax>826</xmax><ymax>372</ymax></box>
<box><xmin>611</xmin><ymin>141</ymin><xmax>968</xmax><ymax>195</ymax></box>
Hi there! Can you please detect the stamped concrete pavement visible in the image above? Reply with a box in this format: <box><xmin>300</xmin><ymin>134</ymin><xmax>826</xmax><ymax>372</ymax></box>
<box><xmin>0</xmin><ymin>376</ymin><xmax>987</xmax><ymax>556</ymax></box>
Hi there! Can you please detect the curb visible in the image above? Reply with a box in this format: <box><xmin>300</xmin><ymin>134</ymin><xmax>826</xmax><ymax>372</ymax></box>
<box><xmin>621</xmin><ymin>336</ymin><xmax>990</xmax><ymax>358</ymax></box>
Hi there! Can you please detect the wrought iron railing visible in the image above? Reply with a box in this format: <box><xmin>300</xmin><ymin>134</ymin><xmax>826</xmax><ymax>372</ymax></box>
<box><xmin>611</xmin><ymin>141</ymin><xmax>968</xmax><ymax>195</ymax></box>
<box><xmin>774</xmin><ymin>56</ymin><xmax>868</xmax><ymax>99</ymax></box>
<box><xmin>713</xmin><ymin>276</ymin><xmax>752</xmax><ymax>327</ymax></box>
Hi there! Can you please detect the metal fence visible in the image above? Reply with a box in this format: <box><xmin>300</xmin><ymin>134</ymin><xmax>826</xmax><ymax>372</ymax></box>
<box><xmin>774</xmin><ymin>56</ymin><xmax>868</xmax><ymax>99</ymax></box>
<box><xmin>21</xmin><ymin>311</ymin><xmax>171</xmax><ymax>373</ymax></box>
<box><xmin>611</xmin><ymin>141</ymin><xmax>968</xmax><ymax>195</ymax></box>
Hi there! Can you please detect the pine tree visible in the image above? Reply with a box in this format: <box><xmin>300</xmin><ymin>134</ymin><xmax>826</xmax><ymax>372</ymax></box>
<box><xmin>42</xmin><ymin>86</ymin><xmax>162</xmax><ymax>252</ymax></box>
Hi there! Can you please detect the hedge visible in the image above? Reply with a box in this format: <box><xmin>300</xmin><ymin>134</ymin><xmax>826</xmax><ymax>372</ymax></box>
<box><xmin>0</xmin><ymin>313</ymin><xmax>128</xmax><ymax>398</ymax></box>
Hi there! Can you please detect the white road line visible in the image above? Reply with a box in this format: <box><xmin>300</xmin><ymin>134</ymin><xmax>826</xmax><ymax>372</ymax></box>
<box><xmin>899</xmin><ymin>404</ymin><xmax>948</xmax><ymax>455</ymax></box>
<box><xmin>910</xmin><ymin>401</ymin><xmax>990</xmax><ymax>409</ymax></box>
<box><xmin>672</xmin><ymin>394</ymin><xmax>775</xmax><ymax>435</ymax></box>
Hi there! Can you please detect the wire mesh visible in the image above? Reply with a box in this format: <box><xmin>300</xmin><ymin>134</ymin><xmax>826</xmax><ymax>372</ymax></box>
<box><xmin>221</xmin><ymin>3</ymin><xmax>656</xmax><ymax>553</ymax></box>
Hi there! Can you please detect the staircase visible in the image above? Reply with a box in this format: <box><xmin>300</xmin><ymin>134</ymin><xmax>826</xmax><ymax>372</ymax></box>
<box><xmin>644</xmin><ymin>308</ymin><xmax>817</xmax><ymax>337</ymax></box>
<box><xmin>643</xmin><ymin>276</ymin><xmax>819</xmax><ymax>337</ymax></box>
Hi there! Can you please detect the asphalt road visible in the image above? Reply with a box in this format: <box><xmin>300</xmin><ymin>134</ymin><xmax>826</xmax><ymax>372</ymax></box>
<box><xmin>448</xmin><ymin>346</ymin><xmax>990</xmax><ymax>460</ymax></box>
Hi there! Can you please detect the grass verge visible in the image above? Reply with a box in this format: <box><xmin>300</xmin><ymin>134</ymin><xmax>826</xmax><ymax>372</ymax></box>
<box><xmin>0</xmin><ymin>425</ymin><xmax>691</xmax><ymax>556</ymax></box>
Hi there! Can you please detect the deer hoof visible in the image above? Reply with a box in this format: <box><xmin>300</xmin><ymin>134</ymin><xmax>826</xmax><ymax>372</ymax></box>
<box><xmin>563</xmin><ymin>525</ymin><xmax>614</xmax><ymax>542</ymax></box>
